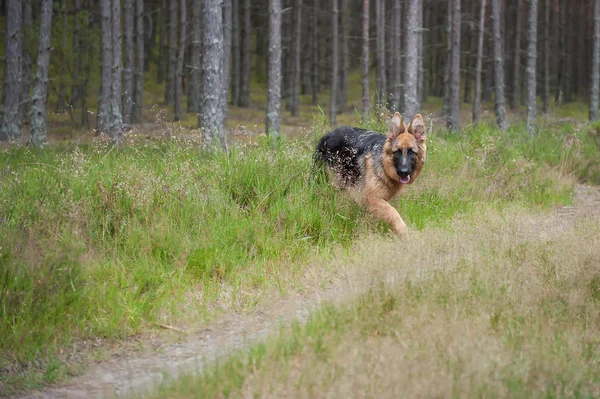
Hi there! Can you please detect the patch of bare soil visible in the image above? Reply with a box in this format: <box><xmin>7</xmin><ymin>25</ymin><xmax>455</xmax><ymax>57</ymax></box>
<box><xmin>17</xmin><ymin>184</ymin><xmax>600</xmax><ymax>399</ymax></box>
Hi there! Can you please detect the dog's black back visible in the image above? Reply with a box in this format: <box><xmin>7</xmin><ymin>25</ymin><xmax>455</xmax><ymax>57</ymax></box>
<box><xmin>315</xmin><ymin>126</ymin><xmax>385</xmax><ymax>186</ymax></box>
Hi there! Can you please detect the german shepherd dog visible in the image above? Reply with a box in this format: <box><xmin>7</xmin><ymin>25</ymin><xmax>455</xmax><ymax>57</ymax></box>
<box><xmin>314</xmin><ymin>112</ymin><xmax>426</xmax><ymax>239</ymax></box>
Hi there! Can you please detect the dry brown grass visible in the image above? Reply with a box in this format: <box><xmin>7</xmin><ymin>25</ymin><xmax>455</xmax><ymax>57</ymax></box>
<box><xmin>155</xmin><ymin>186</ymin><xmax>600</xmax><ymax>398</ymax></box>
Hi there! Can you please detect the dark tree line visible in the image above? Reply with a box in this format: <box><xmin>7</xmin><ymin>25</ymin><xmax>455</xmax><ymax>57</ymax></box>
<box><xmin>1</xmin><ymin>0</ymin><xmax>600</xmax><ymax>148</ymax></box>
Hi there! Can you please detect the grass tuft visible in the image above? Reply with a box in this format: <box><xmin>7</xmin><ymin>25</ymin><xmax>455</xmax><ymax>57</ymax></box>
<box><xmin>0</xmin><ymin>114</ymin><xmax>597</xmax><ymax>393</ymax></box>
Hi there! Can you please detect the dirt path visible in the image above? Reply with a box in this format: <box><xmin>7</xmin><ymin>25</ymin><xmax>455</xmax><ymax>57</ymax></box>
<box><xmin>18</xmin><ymin>184</ymin><xmax>600</xmax><ymax>399</ymax></box>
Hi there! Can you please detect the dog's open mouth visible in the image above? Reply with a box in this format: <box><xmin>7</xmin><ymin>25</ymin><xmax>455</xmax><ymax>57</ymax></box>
<box><xmin>399</xmin><ymin>174</ymin><xmax>411</xmax><ymax>184</ymax></box>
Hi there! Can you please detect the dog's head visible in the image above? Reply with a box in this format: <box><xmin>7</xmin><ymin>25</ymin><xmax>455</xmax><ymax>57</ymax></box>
<box><xmin>384</xmin><ymin>112</ymin><xmax>427</xmax><ymax>184</ymax></box>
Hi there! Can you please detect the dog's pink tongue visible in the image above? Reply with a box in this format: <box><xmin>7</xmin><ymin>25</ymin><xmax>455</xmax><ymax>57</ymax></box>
<box><xmin>400</xmin><ymin>175</ymin><xmax>411</xmax><ymax>184</ymax></box>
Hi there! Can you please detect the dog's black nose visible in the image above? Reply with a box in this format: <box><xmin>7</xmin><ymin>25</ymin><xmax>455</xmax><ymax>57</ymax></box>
<box><xmin>398</xmin><ymin>167</ymin><xmax>410</xmax><ymax>175</ymax></box>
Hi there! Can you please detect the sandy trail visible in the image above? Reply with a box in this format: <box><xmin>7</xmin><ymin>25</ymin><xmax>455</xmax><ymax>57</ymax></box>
<box><xmin>18</xmin><ymin>184</ymin><xmax>600</xmax><ymax>399</ymax></box>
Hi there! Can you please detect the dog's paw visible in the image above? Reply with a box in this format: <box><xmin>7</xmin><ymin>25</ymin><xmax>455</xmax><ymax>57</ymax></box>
<box><xmin>395</xmin><ymin>227</ymin><xmax>409</xmax><ymax>241</ymax></box>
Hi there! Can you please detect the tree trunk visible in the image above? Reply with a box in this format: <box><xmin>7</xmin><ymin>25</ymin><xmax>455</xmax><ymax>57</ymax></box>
<box><xmin>338</xmin><ymin>0</ymin><xmax>348</xmax><ymax>113</ymax></box>
<box><xmin>75</xmin><ymin>0</ymin><xmax>94</xmax><ymax>130</ymax></box>
<box><xmin>98</xmin><ymin>0</ymin><xmax>112</xmax><ymax>135</ymax></box>
<box><xmin>80</xmin><ymin>0</ymin><xmax>94</xmax><ymax>130</ymax></box>
<box><xmin>312</xmin><ymin>0</ymin><xmax>320</xmax><ymax>105</ymax></box>
<box><xmin>231</xmin><ymin>0</ymin><xmax>240</xmax><ymax>106</ymax></box>
<box><xmin>71</xmin><ymin>0</ymin><xmax>81</xmax><ymax>110</ymax></box>
<box><xmin>463</xmin><ymin>0</ymin><xmax>473</xmax><ymax>103</ymax></box>
<box><xmin>56</xmin><ymin>0</ymin><xmax>68</xmax><ymax>113</ymax></box>
<box><xmin>267</xmin><ymin>0</ymin><xmax>282</xmax><ymax>138</ymax></box>
<box><xmin>165</xmin><ymin>0</ymin><xmax>177</xmax><ymax>105</ymax></box>
<box><xmin>448</xmin><ymin>0</ymin><xmax>460</xmax><ymax>131</ymax></box>
<box><xmin>441</xmin><ymin>0</ymin><xmax>451</xmax><ymax>117</ymax></box>
<box><xmin>556</xmin><ymin>0</ymin><xmax>565</xmax><ymax>105</ymax></box>
<box><xmin>20</xmin><ymin>0</ymin><xmax>33</xmax><ymax>125</ymax></box>
<box><xmin>133</xmin><ymin>0</ymin><xmax>144</xmax><ymax>123</ymax></box>
<box><xmin>386</xmin><ymin>0</ymin><xmax>395</xmax><ymax>106</ymax></box>
<box><xmin>290</xmin><ymin>0</ymin><xmax>302</xmax><ymax>116</ymax></box>
<box><xmin>199</xmin><ymin>0</ymin><xmax>226</xmax><ymax>149</ymax></box>
<box><xmin>375</xmin><ymin>0</ymin><xmax>386</xmax><ymax>106</ymax></box>
<box><xmin>542</xmin><ymin>0</ymin><xmax>550</xmax><ymax>113</ymax></box>
<box><xmin>0</xmin><ymin>0</ymin><xmax>22</xmax><ymax>141</ymax></box>
<box><xmin>188</xmin><ymin>0</ymin><xmax>202</xmax><ymax>113</ymax></box>
<box><xmin>283</xmin><ymin>5</ymin><xmax>293</xmax><ymax>112</ymax></box>
<box><xmin>143</xmin><ymin>0</ymin><xmax>155</xmax><ymax>72</ymax></box>
<box><xmin>491</xmin><ymin>0</ymin><xmax>507</xmax><ymax>130</ymax></box>
<box><xmin>592</xmin><ymin>0</ymin><xmax>600</xmax><ymax>120</ymax></box>
<box><xmin>174</xmin><ymin>0</ymin><xmax>187</xmax><ymax>121</ymax></box>
<box><xmin>404</xmin><ymin>0</ymin><xmax>420</xmax><ymax>120</ymax></box>
<box><xmin>526</xmin><ymin>0</ymin><xmax>537</xmax><ymax>131</ymax></box>
<box><xmin>483</xmin><ymin>32</ymin><xmax>493</xmax><ymax>102</ymax></box>
<box><xmin>392</xmin><ymin>0</ymin><xmax>402</xmax><ymax>112</ymax></box>
<box><xmin>473</xmin><ymin>0</ymin><xmax>486</xmax><ymax>124</ymax></box>
<box><xmin>158</xmin><ymin>0</ymin><xmax>166</xmax><ymax>83</ymax></box>
<box><xmin>110</xmin><ymin>0</ymin><xmax>124</xmax><ymax>140</ymax></box>
<box><xmin>123</xmin><ymin>0</ymin><xmax>135</xmax><ymax>124</ymax></box>
<box><xmin>330</xmin><ymin>0</ymin><xmax>339</xmax><ymax>124</ymax></box>
<box><xmin>238</xmin><ymin>0</ymin><xmax>251</xmax><ymax>107</ymax></box>
<box><xmin>222</xmin><ymin>0</ymin><xmax>232</xmax><ymax>122</ymax></box>
<box><xmin>301</xmin><ymin>3</ymin><xmax>313</xmax><ymax>96</ymax></box>
<box><xmin>417</xmin><ymin>0</ymin><xmax>425</xmax><ymax>105</ymax></box>
<box><xmin>30</xmin><ymin>0</ymin><xmax>53</xmax><ymax>147</ymax></box>
<box><xmin>511</xmin><ymin>0</ymin><xmax>523</xmax><ymax>109</ymax></box>
<box><xmin>361</xmin><ymin>0</ymin><xmax>370</xmax><ymax>119</ymax></box>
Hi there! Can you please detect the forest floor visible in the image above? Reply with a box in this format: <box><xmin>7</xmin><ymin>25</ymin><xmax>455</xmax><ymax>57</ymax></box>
<box><xmin>16</xmin><ymin>183</ymin><xmax>600</xmax><ymax>398</ymax></box>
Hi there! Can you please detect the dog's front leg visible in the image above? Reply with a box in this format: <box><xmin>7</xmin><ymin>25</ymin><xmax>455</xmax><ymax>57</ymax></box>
<box><xmin>365</xmin><ymin>197</ymin><xmax>408</xmax><ymax>239</ymax></box>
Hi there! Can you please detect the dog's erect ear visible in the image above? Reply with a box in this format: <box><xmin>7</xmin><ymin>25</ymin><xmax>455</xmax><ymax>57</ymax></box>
<box><xmin>408</xmin><ymin>114</ymin><xmax>426</xmax><ymax>143</ymax></box>
<box><xmin>387</xmin><ymin>112</ymin><xmax>405</xmax><ymax>140</ymax></box>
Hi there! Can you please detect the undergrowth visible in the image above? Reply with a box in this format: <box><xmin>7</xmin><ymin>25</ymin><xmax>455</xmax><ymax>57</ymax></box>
<box><xmin>151</xmin><ymin>204</ymin><xmax>600</xmax><ymax>398</ymax></box>
<box><xmin>0</xmin><ymin>113</ymin><xmax>595</xmax><ymax>393</ymax></box>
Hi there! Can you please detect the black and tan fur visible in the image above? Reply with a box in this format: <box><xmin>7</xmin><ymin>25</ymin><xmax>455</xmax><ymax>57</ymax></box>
<box><xmin>314</xmin><ymin>112</ymin><xmax>427</xmax><ymax>239</ymax></box>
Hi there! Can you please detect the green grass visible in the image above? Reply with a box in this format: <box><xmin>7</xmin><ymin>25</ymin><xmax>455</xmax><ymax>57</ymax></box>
<box><xmin>149</xmin><ymin>203</ymin><xmax>600</xmax><ymax>398</ymax></box>
<box><xmin>0</xmin><ymin>111</ymin><xmax>597</xmax><ymax>394</ymax></box>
